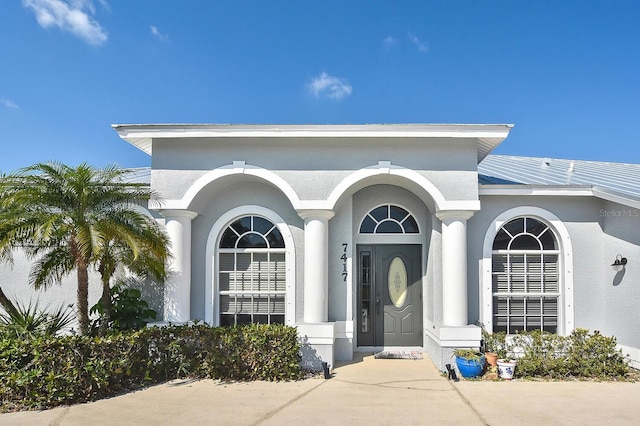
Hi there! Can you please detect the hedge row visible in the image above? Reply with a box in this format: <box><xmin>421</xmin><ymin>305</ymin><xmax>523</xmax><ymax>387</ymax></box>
<box><xmin>0</xmin><ymin>323</ymin><xmax>301</xmax><ymax>412</ymax></box>
<box><xmin>485</xmin><ymin>328</ymin><xmax>633</xmax><ymax>380</ymax></box>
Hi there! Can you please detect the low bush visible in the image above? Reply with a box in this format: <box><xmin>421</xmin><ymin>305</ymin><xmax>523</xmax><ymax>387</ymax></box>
<box><xmin>0</xmin><ymin>323</ymin><xmax>301</xmax><ymax>412</ymax></box>
<box><xmin>0</xmin><ymin>300</ymin><xmax>74</xmax><ymax>339</ymax></box>
<box><xmin>90</xmin><ymin>286</ymin><xmax>157</xmax><ymax>333</ymax></box>
<box><xmin>484</xmin><ymin>328</ymin><xmax>632</xmax><ymax>380</ymax></box>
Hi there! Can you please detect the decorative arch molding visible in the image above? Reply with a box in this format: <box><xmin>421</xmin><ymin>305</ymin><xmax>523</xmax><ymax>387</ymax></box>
<box><xmin>155</xmin><ymin>162</ymin><xmax>302</xmax><ymax>211</ymax></box>
<box><xmin>152</xmin><ymin>161</ymin><xmax>479</xmax><ymax>215</ymax></box>
<box><xmin>480</xmin><ymin>206</ymin><xmax>574</xmax><ymax>335</ymax></box>
<box><xmin>325</xmin><ymin>162</ymin><xmax>449</xmax><ymax>211</ymax></box>
<box><xmin>205</xmin><ymin>205</ymin><xmax>296</xmax><ymax>325</ymax></box>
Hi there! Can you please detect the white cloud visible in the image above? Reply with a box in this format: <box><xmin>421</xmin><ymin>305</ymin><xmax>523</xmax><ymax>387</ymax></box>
<box><xmin>150</xmin><ymin>25</ymin><xmax>168</xmax><ymax>41</ymax></box>
<box><xmin>0</xmin><ymin>98</ymin><xmax>19</xmax><ymax>109</ymax></box>
<box><xmin>23</xmin><ymin>0</ymin><xmax>108</xmax><ymax>46</ymax></box>
<box><xmin>383</xmin><ymin>36</ymin><xmax>396</xmax><ymax>49</ymax></box>
<box><xmin>408</xmin><ymin>32</ymin><xmax>428</xmax><ymax>52</ymax></box>
<box><xmin>308</xmin><ymin>72</ymin><xmax>352</xmax><ymax>100</ymax></box>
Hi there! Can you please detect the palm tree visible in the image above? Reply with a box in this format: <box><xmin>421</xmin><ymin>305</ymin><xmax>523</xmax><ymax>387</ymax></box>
<box><xmin>0</xmin><ymin>162</ymin><xmax>169</xmax><ymax>335</ymax></box>
<box><xmin>94</xmin><ymin>208</ymin><xmax>170</xmax><ymax>336</ymax></box>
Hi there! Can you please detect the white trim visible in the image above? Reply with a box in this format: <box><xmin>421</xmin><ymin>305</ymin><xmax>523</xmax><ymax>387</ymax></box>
<box><xmin>479</xmin><ymin>185</ymin><xmax>594</xmax><ymax>197</ymax></box>
<box><xmin>113</xmin><ymin>123</ymin><xmax>514</xmax><ymax>155</ymax></box>
<box><xmin>327</xmin><ymin>163</ymin><xmax>449</xmax><ymax>211</ymax></box>
<box><xmin>205</xmin><ymin>206</ymin><xmax>296</xmax><ymax>326</ymax></box>
<box><xmin>479</xmin><ymin>185</ymin><xmax>640</xmax><ymax>210</ymax></box>
<box><xmin>156</xmin><ymin>163</ymin><xmax>302</xmax><ymax>211</ymax></box>
<box><xmin>618</xmin><ymin>344</ymin><xmax>640</xmax><ymax>370</ymax></box>
<box><xmin>592</xmin><ymin>187</ymin><xmax>640</xmax><ymax>210</ymax></box>
<box><xmin>480</xmin><ymin>207</ymin><xmax>574</xmax><ymax>335</ymax></box>
<box><xmin>153</xmin><ymin>161</ymin><xmax>486</xmax><ymax>217</ymax></box>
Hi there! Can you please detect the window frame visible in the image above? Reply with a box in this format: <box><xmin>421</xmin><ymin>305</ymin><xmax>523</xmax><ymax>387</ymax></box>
<box><xmin>205</xmin><ymin>206</ymin><xmax>295</xmax><ymax>326</ymax></box>
<box><xmin>491</xmin><ymin>217</ymin><xmax>560</xmax><ymax>333</ymax></box>
<box><xmin>218</xmin><ymin>215</ymin><xmax>287</xmax><ymax>326</ymax></box>
<box><xmin>481</xmin><ymin>207</ymin><xmax>574</xmax><ymax>336</ymax></box>
<box><xmin>359</xmin><ymin>204</ymin><xmax>420</xmax><ymax>235</ymax></box>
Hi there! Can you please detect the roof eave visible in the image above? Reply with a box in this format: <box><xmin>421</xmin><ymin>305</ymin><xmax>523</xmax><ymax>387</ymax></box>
<box><xmin>112</xmin><ymin>123</ymin><xmax>514</xmax><ymax>159</ymax></box>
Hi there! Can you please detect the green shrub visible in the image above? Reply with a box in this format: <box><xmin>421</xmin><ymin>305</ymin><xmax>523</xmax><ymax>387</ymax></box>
<box><xmin>483</xmin><ymin>328</ymin><xmax>632</xmax><ymax>380</ymax></box>
<box><xmin>0</xmin><ymin>300</ymin><xmax>74</xmax><ymax>339</ymax></box>
<box><xmin>0</xmin><ymin>323</ymin><xmax>301</xmax><ymax>412</ymax></box>
<box><xmin>90</xmin><ymin>286</ymin><xmax>157</xmax><ymax>332</ymax></box>
<box><xmin>511</xmin><ymin>330</ymin><xmax>571</xmax><ymax>378</ymax></box>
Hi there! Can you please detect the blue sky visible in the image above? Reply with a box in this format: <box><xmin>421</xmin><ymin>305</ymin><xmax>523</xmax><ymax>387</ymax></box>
<box><xmin>1</xmin><ymin>0</ymin><xmax>639</xmax><ymax>172</ymax></box>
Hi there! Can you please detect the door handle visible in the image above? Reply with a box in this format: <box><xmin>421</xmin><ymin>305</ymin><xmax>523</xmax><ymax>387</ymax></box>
<box><xmin>376</xmin><ymin>298</ymin><xmax>380</xmax><ymax>314</ymax></box>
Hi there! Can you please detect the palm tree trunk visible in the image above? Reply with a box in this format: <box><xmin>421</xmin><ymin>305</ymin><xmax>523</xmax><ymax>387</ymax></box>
<box><xmin>0</xmin><ymin>285</ymin><xmax>18</xmax><ymax>318</ymax></box>
<box><xmin>77</xmin><ymin>259</ymin><xmax>90</xmax><ymax>335</ymax></box>
<box><xmin>98</xmin><ymin>268</ymin><xmax>114</xmax><ymax>337</ymax></box>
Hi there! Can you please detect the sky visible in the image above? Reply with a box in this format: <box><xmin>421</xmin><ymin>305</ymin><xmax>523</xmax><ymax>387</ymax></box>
<box><xmin>1</xmin><ymin>0</ymin><xmax>639</xmax><ymax>173</ymax></box>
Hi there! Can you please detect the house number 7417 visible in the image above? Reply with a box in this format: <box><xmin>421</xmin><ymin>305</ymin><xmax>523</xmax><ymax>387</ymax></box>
<box><xmin>341</xmin><ymin>243</ymin><xmax>348</xmax><ymax>282</ymax></box>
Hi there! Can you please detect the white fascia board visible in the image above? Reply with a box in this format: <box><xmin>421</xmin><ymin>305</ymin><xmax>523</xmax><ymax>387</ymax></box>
<box><xmin>480</xmin><ymin>184</ymin><xmax>640</xmax><ymax>209</ymax></box>
<box><xmin>112</xmin><ymin>123</ymin><xmax>514</xmax><ymax>156</ymax></box>
<box><xmin>479</xmin><ymin>184</ymin><xmax>595</xmax><ymax>197</ymax></box>
<box><xmin>592</xmin><ymin>187</ymin><xmax>640</xmax><ymax>209</ymax></box>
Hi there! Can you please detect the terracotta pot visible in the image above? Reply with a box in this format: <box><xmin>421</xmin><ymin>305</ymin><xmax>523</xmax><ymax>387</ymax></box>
<box><xmin>484</xmin><ymin>352</ymin><xmax>498</xmax><ymax>367</ymax></box>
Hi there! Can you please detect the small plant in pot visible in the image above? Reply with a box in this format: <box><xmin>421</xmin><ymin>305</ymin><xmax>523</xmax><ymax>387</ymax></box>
<box><xmin>453</xmin><ymin>349</ymin><xmax>485</xmax><ymax>379</ymax></box>
<box><xmin>481</xmin><ymin>328</ymin><xmax>507</xmax><ymax>368</ymax></box>
<box><xmin>496</xmin><ymin>358</ymin><xmax>517</xmax><ymax>380</ymax></box>
<box><xmin>482</xmin><ymin>329</ymin><xmax>517</xmax><ymax>380</ymax></box>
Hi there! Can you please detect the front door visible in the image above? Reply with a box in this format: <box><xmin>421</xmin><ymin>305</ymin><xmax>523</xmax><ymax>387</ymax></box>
<box><xmin>357</xmin><ymin>245</ymin><xmax>422</xmax><ymax>346</ymax></box>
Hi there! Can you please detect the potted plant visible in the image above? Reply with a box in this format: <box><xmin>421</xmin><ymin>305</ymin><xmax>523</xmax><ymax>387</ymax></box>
<box><xmin>481</xmin><ymin>329</ymin><xmax>507</xmax><ymax>368</ymax></box>
<box><xmin>453</xmin><ymin>349</ymin><xmax>485</xmax><ymax>378</ymax></box>
<box><xmin>483</xmin><ymin>330</ymin><xmax>517</xmax><ymax>380</ymax></box>
<box><xmin>496</xmin><ymin>358</ymin><xmax>517</xmax><ymax>380</ymax></box>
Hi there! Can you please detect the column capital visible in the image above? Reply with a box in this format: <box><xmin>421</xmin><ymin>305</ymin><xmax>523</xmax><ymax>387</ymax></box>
<box><xmin>158</xmin><ymin>209</ymin><xmax>198</xmax><ymax>220</ymax></box>
<box><xmin>436</xmin><ymin>209</ymin><xmax>475</xmax><ymax>222</ymax></box>
<box><xmin>297</xmin><ymin>209</ymin><xmax>335</xmax><ymax>221</ymax></box>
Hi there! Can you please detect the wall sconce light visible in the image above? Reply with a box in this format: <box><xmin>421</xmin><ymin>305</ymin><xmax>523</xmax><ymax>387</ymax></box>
<box><xmin>611</xmin><ymin>254</ymin><xmax>627</xmax><ymax>272</ymax></box>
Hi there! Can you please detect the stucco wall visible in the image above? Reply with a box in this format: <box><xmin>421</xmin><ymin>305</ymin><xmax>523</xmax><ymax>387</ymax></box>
<box><xmin>470</xmin><ymin>195</ymin><xmax>622</xmax><ymax>336</ymax></box>
<box><xmin>600</xmin><ymin>200</ymin><xmax>640</xmax><ymax>349</ymax></box>
<box><xmin>0</xmin><ymin>249</ymin><xmax>102</xmax><ymax>331</ymax></box>
<box><xmin>150</xmin><ymin>136</ymin><xmax>480</xmax><ymax>203</ymax></box>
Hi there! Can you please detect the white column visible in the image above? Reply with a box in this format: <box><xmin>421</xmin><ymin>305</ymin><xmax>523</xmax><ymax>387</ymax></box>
<box><xmin>298</xmin><ymin>209</ymin><xmax>335</xmax><ymax>323</ymax></box>
<box><xmin>159</xmin><ymin>209</ymin><xmax>198</xmax><ymax>323</ymax></box>
<box><xmin>436</xmin><ymin>210</ymin><xmax>475</xmax><ymax>327</ymax></box>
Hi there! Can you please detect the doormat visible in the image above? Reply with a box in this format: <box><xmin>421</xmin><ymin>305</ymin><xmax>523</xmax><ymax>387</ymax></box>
<box><xmin>374</xmin><ymin>350</ymin><xmax>423</xmax><ymax>360</ymax></box>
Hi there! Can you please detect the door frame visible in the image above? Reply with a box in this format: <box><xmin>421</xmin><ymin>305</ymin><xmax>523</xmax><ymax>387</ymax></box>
<box><xmin>356</xmin><ymin>244</ymin><xmax>423</xmax><ymax>348</ymax></box>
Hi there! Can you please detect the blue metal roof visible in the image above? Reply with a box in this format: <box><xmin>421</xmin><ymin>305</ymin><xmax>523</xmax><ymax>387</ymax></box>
<box><xmin>479</xmin><ymin>155</ymin><xmax>640</xmax><ymax>200</ymax></box>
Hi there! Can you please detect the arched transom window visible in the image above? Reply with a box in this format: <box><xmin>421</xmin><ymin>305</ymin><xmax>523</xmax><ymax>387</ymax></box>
<box><xmin>360</xmin><ymin>205</ymin><xmax>419</xmax><ymax>234</ymax></box>
<box><xmin>218</xmin><ymin>215</ymin><xmax>285</xmax><ymax>326</ymax></box>
<box><xmin>492</xmin><ymin>217</ymin><xmax>559</xmax><ymax>334</ymax></box>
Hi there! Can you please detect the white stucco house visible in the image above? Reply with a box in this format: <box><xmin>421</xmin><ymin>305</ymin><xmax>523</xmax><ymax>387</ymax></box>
<box><xmin>2</xmin><ymin>123</ymin><xmax>639</xmax><ymax>371</ymax></box>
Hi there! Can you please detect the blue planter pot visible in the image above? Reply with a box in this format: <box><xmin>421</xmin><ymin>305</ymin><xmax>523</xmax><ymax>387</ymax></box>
<box><xmin>455</xmin><ymin>355</ymin><xmax>485</xmax><ymax>378</ymax></box>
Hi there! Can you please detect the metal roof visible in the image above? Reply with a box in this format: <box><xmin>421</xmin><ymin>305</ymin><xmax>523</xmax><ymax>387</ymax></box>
<box><xmin>121</xmin><ymin>167</ymin><xmax>151</xmax><ymax>184</ymax></box>
<box><xmin>479</xmin><ymin>155</ymin><xmax>640</xmax><ymax>200</ymax></box>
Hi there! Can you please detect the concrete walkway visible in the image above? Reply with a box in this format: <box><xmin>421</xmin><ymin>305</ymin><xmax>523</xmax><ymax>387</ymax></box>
<box><xmin>2</xmin><ymin>353</ymin><xmax>640</xmax><ymax>425</ymax></box>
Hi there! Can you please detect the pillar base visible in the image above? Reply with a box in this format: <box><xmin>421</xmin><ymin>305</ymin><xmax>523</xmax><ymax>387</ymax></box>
<box><xmin>296</xmin><ymin>322</ymin><xmax>336</xmax><ymax>371</ymax></box>
<box><xmin>424</xmin><ymin>325</ymin><xmax>482</xmax><ymax>371</ymax></box>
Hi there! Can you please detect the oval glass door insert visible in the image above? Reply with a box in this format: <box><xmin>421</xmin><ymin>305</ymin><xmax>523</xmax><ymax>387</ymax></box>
<box><xmin>388</xmin><ymin>256</ymin><xmax>408</xmax><ymax>308</ymax></box>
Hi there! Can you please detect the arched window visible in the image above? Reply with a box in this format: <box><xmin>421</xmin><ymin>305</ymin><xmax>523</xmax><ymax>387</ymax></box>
<box><xmin>360</xmin><ymin>205</ymin><xmax>419</xmax><ymax>234</ymax></box>
<box><xmin>218</xmin><ymin>215</ymin><xmax>285</xmax><ymax>326</ymax></box>
<box><xmin>492</xmin><ymin>217</ymin><xmax>559</xmax><ymax>334</ymax></box>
